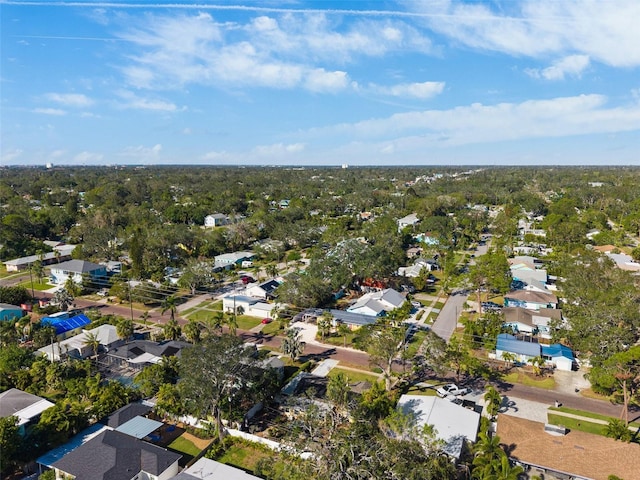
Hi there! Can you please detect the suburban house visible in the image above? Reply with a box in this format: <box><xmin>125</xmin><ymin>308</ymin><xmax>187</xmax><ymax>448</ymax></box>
<box><xmin>3</xmin><ymin>244</ymin><xmax>75</xmax><ymax>272</ymax></box>
<box><xmin>605</xmin><ymin>252</ymin><xmax>640</xmax><ymax>272</ymax></box>
<box><xmin>40</xmin><ymin>312</ymin><xmax>92</xmax><ymax>339</ymax></box>
<box><xmin>245</xmin><ymin>279</ymin><xmax>281</xmax><ymax>300</ymax></box>
<box><xmin>36</xmin><ymin>324</ymin><xmax>121</xmax><ymax>362</ymax></box>
<box><xmin>204</xmin><ymin>213</ymin><xmax>230</xmax><ymax>227</ymax></box>
<box><xmin>296</xmin><ymin>308</ymin><xmax>378</xmax><ymax>329</ymax></box>
<box><xmin>503</xmin><ymin>290</ymin><xmax>558</xmax><ymax>311</ymax></box>
<box><xmin>50</xmin><ymin>429</ymin><xmax>181</xmax><ymax>480</ymax></box>
<box><xmin>222</xmin><ymin>295</ymin><xmax>275</xmax><ymax>318</ymax></box>
<box><xmin>106</xmin><ymin>340</ymin><xmax>190</xmax><ymax>371</ymax></box>
<box><xmin>0</xmin><ymin>388</ymin><xmax>54</xmax><ymax>435</ymax></box>
<box><xmin>495</xmin><ymin>334</ymin><xmax>575</xmax><ymax>371</ymax></box>
<box><xmin>397</xmin><ymin>258</ymin><xmax>439</xmax><ymax>278</ymax></box>
<box><xmin>214</xmin><ymin>251</ymin><xmax>255</xmax><ymax>270</ymax></box>
<box><xmin>502</xmin><ymin>307</ymin><xmax>562</xmax><ymax>340</ymax></box>
<box><xmin>170</xmin><ymin>457</ymin><xmax>263</xmax><ymax>480</ymax></box>
<box><xmin>397</xmin><ymin>394</ymin><xmax>480</xmax><ymax>459</ymax></box>
<box><xmin>49</xmin><ymin>259</ymin><xmax>107</xmax><ymax>286</ymax></box>
<box><xmin>347</xmin><ymin>288</ymin><xmax>406</xmax><ymax>317</ymax></box>
<box><xmin>498</xmin><ymin>414</ymin><xmax>640</xmax><ymax>480</ymax></box>
<box><xmin>397</xmin><ymin>213</ymin><xmax>420</xmax><ymax>232</ymax></box>
<box><xmin>0</xmin><ymin>303</ymin><xmax>23</xmax><ymax>322</ymax></box>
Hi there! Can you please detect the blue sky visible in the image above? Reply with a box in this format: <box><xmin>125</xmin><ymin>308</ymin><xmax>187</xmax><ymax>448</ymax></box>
<box><xmin>1</xmin><ymin>0</ymin><xmax>639</xmax><ymax>166</ymax></box>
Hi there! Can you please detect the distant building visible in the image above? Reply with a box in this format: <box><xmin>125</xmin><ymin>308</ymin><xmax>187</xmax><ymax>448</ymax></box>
<box><xmin>49</xmin><ymin>259</ymin><xmax>107</xmax><ymax>285</ymax></box>
<box><xmin>0</xmin><ymin>303</ymin><xmax>23</xmax><ymax>322</ymax></box>
<box><xmin>397</xmin><ymin>213</ymin><xmax>420</xmax><ymax>232</ymax></box>
<box><xmin>204</xmin><ymin>213</ymin><xmax>230</xmax><ymax>227</ymax></box>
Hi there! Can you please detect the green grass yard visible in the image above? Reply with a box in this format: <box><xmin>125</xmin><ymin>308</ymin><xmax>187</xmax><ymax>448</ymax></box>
<box><xmin>168</xmin><ymin>435</ymin><xmax>201</xmax><ymax>457</ymax></box>
<box><xmin>327</xmin><ymin>367</ymin><xmax>381</xmax><ymax>384</ymax></box>
<box><xmin>502</xmin><ymin>371</ymin><xmax>555</xmax><ymax>389</ymax></box>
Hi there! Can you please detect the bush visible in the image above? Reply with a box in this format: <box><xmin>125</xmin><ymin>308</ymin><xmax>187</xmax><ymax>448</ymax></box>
<box><xmin>605</xmin><ymin>419</ymin><xmax>632</xmax><ymax>442</ymax></box>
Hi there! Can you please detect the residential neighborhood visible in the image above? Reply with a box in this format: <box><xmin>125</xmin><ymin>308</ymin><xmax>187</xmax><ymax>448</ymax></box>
<box><xmin>1</xmin><ymin>165</ymin><xmax>640</xmax><ymax>480</ymax></box>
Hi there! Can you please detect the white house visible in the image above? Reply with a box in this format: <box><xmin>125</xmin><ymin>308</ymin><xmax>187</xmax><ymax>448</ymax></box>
<box><xmin>245</xmin><ymin>279</ymin><xmax>280</xmax><ymax>300</ymax></box>
<box><xmin>222</xmin><ymin>295</ymin><xmax>275</xmax><ymax>318</ymax></box>
<box><xmin>49</xmin><ymin>259</ymin><xmax>107</xmax><ymax>286</ymax></box>
<box><xmin>397</xmin><ymin>395</ymin><xmax>480</xmax><ymax>459</ymax></box>
<box><xmin>214</xmin><ymin>251</ymin><xmax>255</xmax><ymax>270</ymax></box>
<box><xmin>171</xmin><ymin>457</ymin><xmax>263</xmax><ymax>480</ymax></box>
<box><xmin>347</xmin><ymin>288</ymin><xmax>406</xmax><ymax>317</ymax></box>
<box><xmin>0</xmin><ymin>389</ymin><xmax>54</xmax><ymax>435</ymax></box>
<box><xmin>397</xmin><ymin>213</ymin><xmax>420</xmax><ymax>232</ymax></box>
<box><xmin>204</xmin><ymin>213</ymin><xmax>230</xmax><ymax>227</ymax></box>
<box><xmin>36</xmin><ymin>324</ymin><xmax>121</xmax><ymax>362</ymax></box>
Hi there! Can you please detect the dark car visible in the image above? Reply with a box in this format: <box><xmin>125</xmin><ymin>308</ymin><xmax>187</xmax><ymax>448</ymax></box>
<box><xmin>241</xmin><ymin>275</ymin><xmax>256</xmax><ymax>284</ymax></box>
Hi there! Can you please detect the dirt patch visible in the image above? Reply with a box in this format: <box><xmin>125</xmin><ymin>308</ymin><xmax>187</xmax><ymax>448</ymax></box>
<box><xmin>181</xmin><ymin>431</ymin><xmax>213</xmax><ymax>450</ymax></box>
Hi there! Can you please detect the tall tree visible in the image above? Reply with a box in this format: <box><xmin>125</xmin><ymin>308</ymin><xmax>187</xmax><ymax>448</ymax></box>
<box><xmin>161</xmin><ymin>295</ymin><xmax>179</xmax><ymax>322</ymax></box>
<box><xmin>317</xmin><ymin>312</ymin><xmax>332</xmax><ymax>341</ymax></box>
<box><xmin>82</xmin><ymin>331</ymin><xmax>100</xmax><ymax>358</ymax></box>
<box><xmin>164</xmin><ymin>317</ymin><xmax>182</xmax><ymax>341</ymax></box>
<box><xmin>183</xmin><ymin>319</ymin><xmax>202</xmax><ymax>344</ymax></box>
<box><xmin>52</xmin><ymin>287</ymin><xmax>74</xmax><ymax>311</ymax></box>
<box><xmin>116</xmin><ymin>318</ymin><xmax>134</xmax><ymax>341</ymax></box>
<box><xmin>179</xmin><ymin>335</ymin><xmax>262</xmax><ymax>442</ymax></box>
<box><xmin>367</xmin><ymin>325</ymin><xmax>404</xmax><ymax>390</ymax></box>
<box><xmin>282</xmin><ymin>327</ymin><xmax>305</xmax><ymax>362</ymax></box>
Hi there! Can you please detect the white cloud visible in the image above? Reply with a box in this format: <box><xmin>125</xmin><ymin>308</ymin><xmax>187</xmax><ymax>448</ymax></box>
<box><xmin>408</xmin><ymin>0</ymin><xmax>640</xmax><ymax>67</ymax></box>
<box><xmin>1</xmin><ymin>148</ymin><xmax>23</xmax><ymax>163</ymax></box>
<box><xmin>73</xmin><ymin>151</ymin><xmax>104</xmax><ymax>164</ymax></box>
<box><xmin>305</xmin><ymin>69</ymin><xmax>349</xmax><ymax>92</ymax></box>
<box><xmin>252</xmin><ymin>143</ymin><xmax>306</xmax><ymax>156</ymax></box>
<box><xmin>526</xmin><ymin>55</ymin><xmax>590</xmax><ymax>81</ymax></box>
<box><xmin>44</xmin><ymin>93</ymin><xmax>94</xmax><ymax>107</ymax></box>
<box><xmin>119</xmin><ymin>144</ymin><xmax>163</xmax><ymax>161</ymax></box>
<box><xmin>33</xmin><ymin>108</ymin><xmax>67</xmax><ymax>116</ymax></box>
<box><xmin>115</xmin><ymin>90</ymin><xmax>183</xmax><ymax>111</ymax></box>
<box><xmin>313</xmin><ymin>94</ymin><xmax>640</xmax><ymax>148</ymax></box>
<box><xmin>371</xmin><ymin>81</ymin><xmax>445</xmax><ymax>99</ymax></box>
<box><xmin>114</xmin><ymin>11</ymin><xmax>433</xmax><ymax>92</ymax></box>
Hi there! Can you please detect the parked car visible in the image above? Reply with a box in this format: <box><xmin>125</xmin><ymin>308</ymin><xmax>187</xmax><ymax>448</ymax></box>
<box><xmin>436</xmin><ymin>383</ymin><xmax>470</xmax><ymax>398</ymax></box>
<box><xmin>411</xmin><ymin>300</ymin><xmax>422</xmax><ymax>308</ymax></box>
<box><xmin>241</xmin><ymin>275</ymin><xmax>256</xmax><ymax>284</ymax></box>
<box><xmin>261</xmin><ymin>318</ymin><xmax>273</xmax><ymax>324</ymax></box>
<box><xmin>481</xmin><ymin>301</ymin><xmax>502</xmax><ymax>313</ymax></box>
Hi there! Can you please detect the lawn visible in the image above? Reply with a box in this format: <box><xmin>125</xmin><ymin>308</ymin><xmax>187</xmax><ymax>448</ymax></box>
<box><xmin>261</xmin><ymin>320</ymin><xmax>282</xmax><ymax>335</ymax></box>
<box><xmin>550</xmin><ymin>406</ymin><xmax>640</xmax><ymax>429</ymax></box>
<box><xmin>502</xmin><ymin>370</ymin><xmax>556</xmax><ymax>389</ymax></box>
<box><xmin>322</xmin><ymin>332</ymin><xmax>357</xmax><ymax>348</ymax></box>
<box><xmin>168</xmin><ymin>435</ymin><xmax>201</xmax><ymax>457</ymax></box>
<box><xmin>236</xmin><ymin>315</ymin><xmax>262</xmax><ymax>330</ymax></box>
<box><xmin>404</xmin><ymin>384</ymin><xmax>439</xmax><ymax>396</ymax></box>
<box><xmin>404</xmin><ymin>330</ymin><xmax>427</xmax><ymax>358</ymax></box>
<box><xmin>327</xmin><ymin>367</ymin><xmax>381</xmax><ymax>384</ymax></box>
<box><xmin>547</xmin><ymin>413</ymin><xmax>608</xmax><ymax>436</ymax></box>
<box><xmin>17</xmin><ymin>279</ymin><xmax>53</xmax><ymax>291</ymax></box>
<box><xmin>216</xmin><ymin>441</ymin><xmax>273</xmax><ymax>473</ymax></box>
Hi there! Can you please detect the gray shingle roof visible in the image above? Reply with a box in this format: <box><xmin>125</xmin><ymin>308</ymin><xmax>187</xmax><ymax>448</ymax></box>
<box><xmin>51</xmin><ymin>430</ymin><xmax>181</xmax><ymax>480</ymax></box>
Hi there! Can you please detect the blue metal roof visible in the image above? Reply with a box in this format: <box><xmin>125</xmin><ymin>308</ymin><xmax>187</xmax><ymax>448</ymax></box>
<box><xmin>542</xmin><ymin>343</ymin><xmax>574</xmax><ymax>360</ymax></box>
<box><xmin>495</xmin><ymin>333</ymin><xmax>541</xmax><ymax>357</ymax></box>
<box><xmin>41</xmin><ymin>313</ymin><xmax>91</xmax><ymax>334</ymax></box>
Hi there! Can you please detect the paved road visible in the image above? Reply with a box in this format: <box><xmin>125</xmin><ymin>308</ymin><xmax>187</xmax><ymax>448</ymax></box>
<box><xmin>431</xmin><ymin>238</ymin><xmax>491</xmax><ymax>342</ymax></box>
<box><xmin>498</xmin><ymin>382</ymin><xmax>639</xmax><ymax>421</ymax></box>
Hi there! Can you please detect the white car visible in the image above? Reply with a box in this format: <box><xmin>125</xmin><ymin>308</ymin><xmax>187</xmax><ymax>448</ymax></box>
<box><xmin>436</xmin><ymin>383</ymin><xmax>469</xmax><ymax>398</ymax></box>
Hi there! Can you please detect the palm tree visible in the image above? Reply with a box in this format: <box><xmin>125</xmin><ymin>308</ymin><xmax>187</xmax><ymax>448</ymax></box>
<box><xmin>183</xmin><ymin>319</ymin><xmax>202</xmax><ymax>344</ymax></box>
<box><xmin>528</xmin><ymin>355</ymin><xmax>545</xmax><ymax>376</ymax></box>
<box><xmin>484</xmin><ymin>386</ymin><xmax>502</xmax><ymax>421</ymax></box>
<box><xmin>225</xmin><ymin>312</ymin><xmax>238</xmax><ymax>336</ymax></box>
<box><xmin>500</xmin><ymin>351</ymin><xmax>516</xmax><ymax>370</ymax></box>
<box><xmin>203</xmin><ymin>311</ymin><xmax>224</xmax><ymax>336</ymax></box>
<box><xmin>317</xmin><ymin>312</ymin><xmax>332</xmax><ymax>341</ymax></box>
<box><xmin>337</xmin><ymin>322</ymin><xmax>350</xmax><ymax>348</ymax></box>
<box><xmin>282</xmin><ymin>327</ymin><xmax>305</xmax><ymax>362</ymax></box>
<box><xmin>164</xmin><ymin>317</ymin><xmax>182</xmax><ymax>341</ymax></box>
<box><xmin>161</xmin><ymin>295</ymin><xmax>179</xmax><ymax>322</ymax></box>
<box><xmin>52</xmin><ymin>287</ymin><xmax>74</xmax><ymax>311</ymax></box>
<box><xmin>116</xmin><ymin>318</ymin><xmax>134</xmax><ymax>341</ymax></box>
<box><xmin>83</xmin><ymin>331</ymin><xmax>100</xmax><ymax>358</ymax></box>
<box><xmin>139</xmin><ymin>311</ymin><xmax>150</xmax><ymax>327</ymax></box>
<box><xmin>493</xmin><ymin>454</ymin><xmax>524</xmax><ymax>480</ymax></box>
<box><xmin>266</xmin><ymin>263</ymin><xmax>279</xmax><ymax>279</ymax></box>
